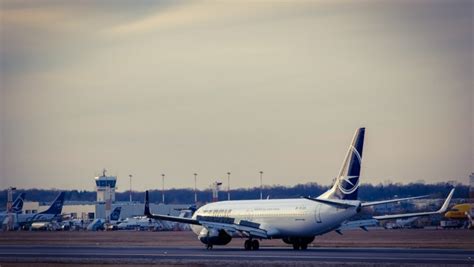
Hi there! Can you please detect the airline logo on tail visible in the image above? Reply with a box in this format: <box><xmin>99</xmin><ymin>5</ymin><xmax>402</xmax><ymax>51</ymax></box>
<box><xmin>11</xmin><ymin>193</ymin><xmax>26</xmax><ymax>214</ymax></box>
<box><xmin>338</xmin><ymin>175</ymin><xmax>360</xmax><ymax>195</ymax></box>
<box><xmin>110</xmin><ymin>207</ymin><xmax>121</xmax><ymax>221</ymax></box>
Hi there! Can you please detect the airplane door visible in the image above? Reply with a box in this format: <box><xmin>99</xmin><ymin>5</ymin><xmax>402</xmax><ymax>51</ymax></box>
<box><xmin>315</xmin><ymin>204</ymin><xmax>322</xmax><ymax>223</ymax></box>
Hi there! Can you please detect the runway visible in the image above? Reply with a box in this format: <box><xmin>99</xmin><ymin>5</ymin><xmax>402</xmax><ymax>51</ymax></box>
<box><xmin>0</xmin><ymin>245</ymin><xmax>473</xmax><ymax>265</ymax></box>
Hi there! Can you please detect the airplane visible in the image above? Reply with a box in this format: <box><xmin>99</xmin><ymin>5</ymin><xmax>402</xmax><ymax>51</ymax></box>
<box><xmin>15</xmin><ymin>192</ymin><xmax>66</xmax><ymax>229</ymax></box>
<box><xmin>144</xmin><ymin>127</ymin><xmax>454</xmax><ymax>250</ymax></box>
<box><xmin>87</xmin><ymin>207</ymin><xmax>122</xmax><ymax>231</ymax></box>
<box><xmin>444</xmin><ymin>203</ymin><xmax>474</xmax><ymax>220</ymax></box>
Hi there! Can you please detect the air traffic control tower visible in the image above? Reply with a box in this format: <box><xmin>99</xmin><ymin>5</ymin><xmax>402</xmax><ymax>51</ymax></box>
<box><xmin>95</xmin><ymin>169</ymin><xmax>117</xmax><ymax>202</ymax></box>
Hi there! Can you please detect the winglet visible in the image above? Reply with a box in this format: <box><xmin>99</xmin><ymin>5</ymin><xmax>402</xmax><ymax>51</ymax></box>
<box><xmin>437</xmin><ymin>188</ymin><xmax>454</xmax><ymax>213</ymax></box>
<box><xmin>144</xmin><ymin>191</ymin><xmax>151</xmax><ymax>217</ymax></box>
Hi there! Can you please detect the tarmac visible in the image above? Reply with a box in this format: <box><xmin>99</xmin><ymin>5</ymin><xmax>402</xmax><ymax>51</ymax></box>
<box><xmin>0</xmin><ymin>229</ymin><xmax>473</xmax><ymax>266</ymax></box>
<box><xmin>0</xmin><ymin>245</ymin><xmax>473</xmax><ymax>266</ymax></box>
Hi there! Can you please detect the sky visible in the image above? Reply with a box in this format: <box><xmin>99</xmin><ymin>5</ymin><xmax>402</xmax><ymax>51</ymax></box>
<box><xmin>0</xmin><ymin>0</ymin><xmax>472</xmax><ymax>192</ymax></box>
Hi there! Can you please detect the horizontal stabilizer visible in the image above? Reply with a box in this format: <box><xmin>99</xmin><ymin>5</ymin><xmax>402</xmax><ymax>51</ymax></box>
<box><xmin>144</xmin><ymin>191</ymin><xmax>201</xmax><ymax>225</ymax></box>
<box><xmin>304</xmin><ymin>197</ymin><xmax>358</xmax><ymax>209</ymax></box>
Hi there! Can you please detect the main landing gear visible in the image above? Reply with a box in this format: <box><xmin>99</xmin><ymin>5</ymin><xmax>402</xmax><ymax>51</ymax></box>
<box><xmin>292</xmin><ymin>243</ymin><xmax>308</xmax><ymax>250</ymax></box>
<box><xmin>244</xmin><ymin>239</ymin><xmax>260</xmax><ymax>250</ymax></box>
<box><xmin>206</xmin><ymin>244</ymin><xmax>213</xmax><ymax>250</ymax></box>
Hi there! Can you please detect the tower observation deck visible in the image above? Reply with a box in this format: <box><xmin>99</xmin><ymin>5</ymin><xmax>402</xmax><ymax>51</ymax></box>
<box><xmin>95</xmin><ymin>169</ymin><xmax>117</xmax><ymax>202</ymax></box>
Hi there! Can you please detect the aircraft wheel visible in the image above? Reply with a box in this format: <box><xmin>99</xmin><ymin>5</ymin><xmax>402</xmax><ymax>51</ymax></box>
<box><xmin>206</xmin><ymin>244</ymin><xmax>213</xmax><ymax>250</ymax></box>
<box><xmin>251</xmin><ymin>240</ymin><xmax>260</xmax><ymax>250</ymax></box>
<box><xmin>300</xmin><ymin>243</ymin><xmax>308</xmax><ymax>250</ymax></box>
<box><xmin>292</xmin><ymin>243</ymin><xmax>300</xmax><ymax>250</ymax></box>
<box><xmin>244</xmin><ymin>240</ymin><xmax>252</xmax><ymax>250</ymax></box>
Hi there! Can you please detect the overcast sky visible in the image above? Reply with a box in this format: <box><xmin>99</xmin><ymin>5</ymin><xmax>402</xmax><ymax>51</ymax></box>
<box><xmin>0</xmin><ymin>0</ymin><xmax>472</xmax><ymax>192</ymax></box>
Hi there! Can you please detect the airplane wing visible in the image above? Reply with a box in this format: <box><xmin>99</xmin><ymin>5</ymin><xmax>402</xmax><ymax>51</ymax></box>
<box><xmin>373</xmin><ymin>188</ymin><xmax>454</xmax><ymax>220</ymax></box>
<box><xmin>361</xmin><ymin>195</ymin><xmax>430</xmax><ymax>207</ymax></box>
<box><xmin>144</xmin><ymin>191</ymin><xmax>268</xmax><ymax>238</ymax></box>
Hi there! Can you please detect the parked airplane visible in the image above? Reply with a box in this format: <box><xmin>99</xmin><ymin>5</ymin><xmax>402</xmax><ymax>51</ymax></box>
<box><xmin>16</xmin><ymin>192</ymin><xmax>65</xmax><ymax>228</ymax></box>
<box><xmin>87</xmin><ymin>207</ymin><xmax>122</xmax><ymax>231</ymax></box>
<box><xmin>144</xmin><ymin>128</ymin><xmax>454</xmax><ymax>250</ymax></box>
<box><xmin>444</xmin><ymin>203</ymin><xmax>474</xmax><ymax>220</ymax></box>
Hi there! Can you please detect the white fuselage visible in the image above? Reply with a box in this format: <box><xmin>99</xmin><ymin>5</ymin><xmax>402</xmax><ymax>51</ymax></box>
<box><xmin>16</xmin><ymin>213</ymin><xmax>59</xmax><ymax>225</ymax></box>
<box><xmin>190</xmin><ymin>198</ymin><xmax>359</xmax><ymax>238</ymax></box>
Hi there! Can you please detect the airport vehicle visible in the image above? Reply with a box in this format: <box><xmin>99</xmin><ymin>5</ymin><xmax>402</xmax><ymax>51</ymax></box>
<box><xmin>144</xmin><ymin>128</ymin><xmax>454</xmax><ymax>250</ymax></box>
<box><xmin>60</xmin><ymin>218</ymin><xmax>89</xmax><ymax>231</ymax></box>
<box><xmin>117</xmin><ymin>216</ymin><xmax>162</xmax><ymax>231</ymax></box>
<box><xmin>16</xmin><ymin>192</ymin><xmax>65</xmax><ymax>228</ymax></box>
<box><xmin>87</xmin><ymin>207</ymin><xmax>122</xmax><ymax>231</ymax></box>
<box><xmin>440</xmin><ymin>220</ymin><xmax>464</xmax><ymax>229</ymax></box>
<box><xmin>385</xmin><ymin>217</ymin><xmax>421</xmax><ymax>229</ymax></box>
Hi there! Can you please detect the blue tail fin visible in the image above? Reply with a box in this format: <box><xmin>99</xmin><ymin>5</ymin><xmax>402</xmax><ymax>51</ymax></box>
<box><xmin>320</xmin><ymin>128</ymin><xmax>365</xmax><ymax>200</ymax></box>
<box><xmin>40</xmin><ymin>192</ymin><xmax>65</xmax><ymax>215</ymax></box>
<box><xmin>11</xmin><ymin>193</ymin><xmax>26</xmax><ymax>214</ymax></box>
<box><xmin>110</xmin><ymin>207</ymin><xmax>121</xmax><ymax>221</ymax></box>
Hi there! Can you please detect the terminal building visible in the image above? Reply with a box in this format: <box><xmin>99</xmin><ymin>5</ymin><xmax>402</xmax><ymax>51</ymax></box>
<box><xmin>23</xmin><ymin>171</ymin><xmax>190</xmax><ymax>220</ymax></box>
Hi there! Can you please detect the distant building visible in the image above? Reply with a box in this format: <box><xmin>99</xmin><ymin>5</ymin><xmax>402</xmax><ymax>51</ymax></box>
<box><xmin>23</xmin><ymin>201</ymin><xmax>189</xmax><ymax>221</ymax></box>
<box><xmin>21</xmin><ymin>169</ymin><xmax>192</xmax><ymax>221</ymax></box>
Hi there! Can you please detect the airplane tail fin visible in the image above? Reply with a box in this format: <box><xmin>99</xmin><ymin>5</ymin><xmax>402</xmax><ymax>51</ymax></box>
<box><xmin>319</xmin><ymin>128</ymin><xmax>365</xmax><ymax>200</ymax></box>
<box><xmin>40</xmin><ymin>192</ymin><xmax>65</xmax><ymax>215</ymax></box>
<box><xmin>144</xmin><ymin>191</ymin><xmax>151</xmax><ymax>216</ymax></box>
<box><xmin>11</xmin><ymin>193</ymin><xmax>26</xmax><ymax>214</ymax></box>
<box><xmin>110</xmin><ymin>207</ymin><xmax>121</xmax><ymax>221</ymax></box>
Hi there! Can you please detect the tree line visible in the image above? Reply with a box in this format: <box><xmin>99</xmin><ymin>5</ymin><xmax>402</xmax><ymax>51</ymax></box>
<box><xmin>0</xmin><ymin>182</ymin><xmax>468</xmax><ymax>207</ymax></box>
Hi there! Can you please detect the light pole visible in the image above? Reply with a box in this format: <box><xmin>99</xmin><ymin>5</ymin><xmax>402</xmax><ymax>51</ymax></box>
<box><xmin>194</xmin><ymin>173</ymin><xmax>198</xmax><ymax>204</ymax></box>
<box><xmin>259</xmin><ymin>171</ymin><xmax>263</xmax><ymax>200</ymax></box>
<box><xmin>161</xmin><ymin>174</ymin><xmax>165</xmax><ymax>204</ymax></box>
<box><xmin>129</xmin><ymin>174</ymin><xmax>132</xmax><ymax>203</ymax></box>
<box><xmin>227</xmin><ymin>172</ymin><xmax>231</xmax><ymax>200</ymax></box>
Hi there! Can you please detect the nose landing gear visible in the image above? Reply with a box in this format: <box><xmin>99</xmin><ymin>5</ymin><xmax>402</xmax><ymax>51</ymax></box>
<box><xmin>244</xmin><ymin>239</ymin><xmax>260</xmax><ymax>250</ymax></box>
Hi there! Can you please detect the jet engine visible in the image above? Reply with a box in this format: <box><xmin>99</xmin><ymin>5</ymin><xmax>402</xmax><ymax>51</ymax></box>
<box><xmin>198</xmin><ymin>227</ymin><xmax>232</xmax><ymax>246</ymax></box>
